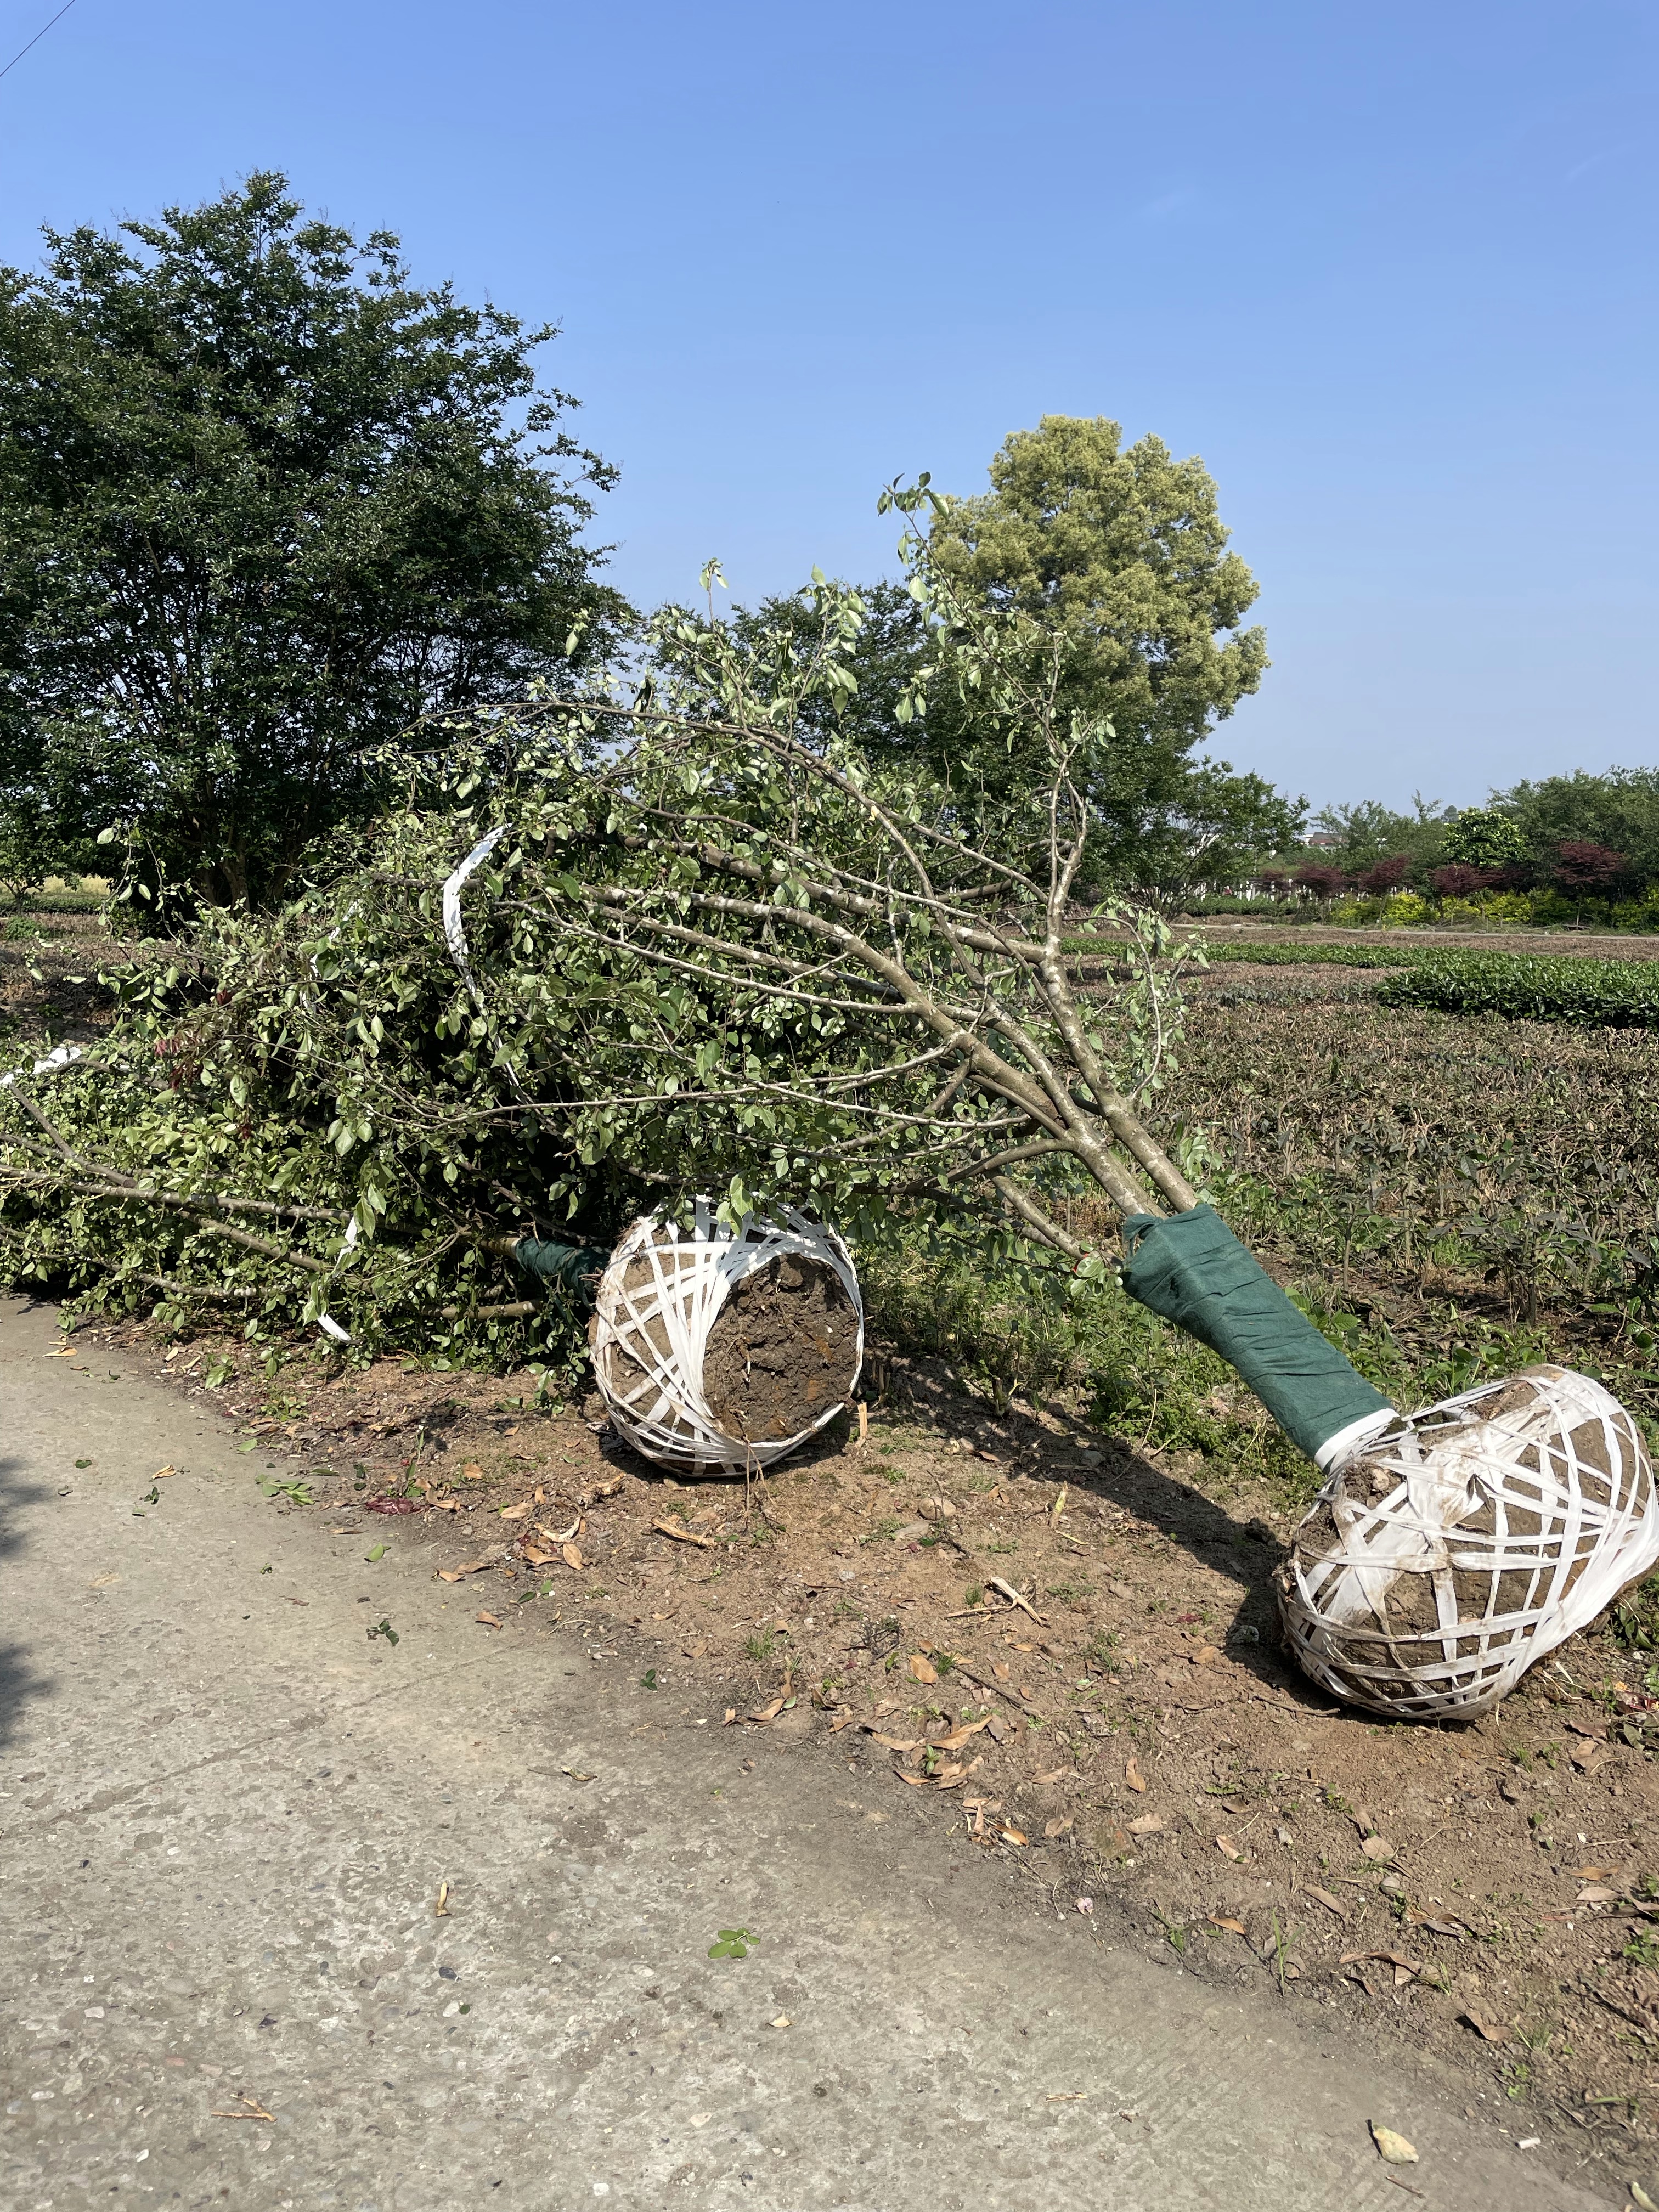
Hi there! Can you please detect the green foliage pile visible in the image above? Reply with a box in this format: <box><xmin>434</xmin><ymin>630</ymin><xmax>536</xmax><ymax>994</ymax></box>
<box><xmin>0</xmin><ymin>534</ymin><xmax>1200</xmax><ymax>1358</ymax></box>
<box><xmin>1376</xmin><ymin>954</ymin><xmax>1659</xmax><ymax>1026</ymax></box>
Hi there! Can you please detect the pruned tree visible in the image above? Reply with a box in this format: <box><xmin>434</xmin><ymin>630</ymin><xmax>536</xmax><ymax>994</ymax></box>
<box><xmin>0</xmin><ymin>492</ymin><xmax>1389</xmax><ymax>1475</ymax></box>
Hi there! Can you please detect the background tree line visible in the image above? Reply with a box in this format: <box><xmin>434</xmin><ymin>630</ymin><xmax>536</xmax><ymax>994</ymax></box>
<box><xmin>1249</xmin><ymin>775</ymin><xmax>1659</xmax><ymax>929</ymax></box>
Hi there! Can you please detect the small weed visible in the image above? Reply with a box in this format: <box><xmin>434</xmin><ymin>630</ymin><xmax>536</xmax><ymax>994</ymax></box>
<box><xmin>366</xmin><ymin>1618</ymin><xmax>399</xmax><ymax>1646</ymax></box>
<box><xmin>259</xmin><ymin>1476</ymin><xmax>315</xmax><ymax>1506</ymax></box>
<box><xmin>708</xmin><ymin>1927</ymin><xmax>757</xmax><ymax>1960</ymax></box>
<box><xmin>963</xmin><ymin>1583</ymin><xmax>984</xmax><ymax>1607</ymax></box>
<box><xmin>1046</xmin><ymin>1580</ymin><xmax>1095</xmax><ymax>1607</ymax></box>
<box><xmin>202</xmin><ymin>1355</ymin><xmax>235</xmax><ymax>1390</ymax></box>
<box><xmin>641</xmin><ymin>1669</ymin><xmax>659</xmax><ymax>1690</ymax></box>
<box><xmin>744</xmin><ymin>1629</ymin><xmax>777</xmax><ymax>1663</ymax></box>
<box><xmin>1623</xmin><ymin>1929</ymin><xmax>1659</xmax><ymax>1970</ymax></box>
<box><xmin>1613</xmin><ymin>1576</ymin><xmax>1659</xmax><ymax>1650</ymax></box>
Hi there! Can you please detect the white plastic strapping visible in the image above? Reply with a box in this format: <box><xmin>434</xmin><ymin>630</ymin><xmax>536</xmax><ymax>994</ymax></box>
<box><xmin>1</xmin><ymin>1041</ymin><xmax>84</xmax><ymax>1090</ymax></box>
<box><xmin>1279</xmin><ymin>1364</ymin><xmax>1659</xmax><ymax>1719</ymax></box>
<box><xmin>592</xmin><ymin>1204</ymin><xmax>864</xmax><ymax>1475</ymax></box>
<box><xmin>442</xmin><ymin>823</ymin><xmax>509</xmax><ymax>1008</ymax></box>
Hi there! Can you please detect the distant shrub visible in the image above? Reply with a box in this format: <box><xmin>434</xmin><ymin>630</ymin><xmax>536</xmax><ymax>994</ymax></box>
<box><xmin>1378</xmin><ymin>955</ymin><xmax>1659</xmax><ymax>1027</ymax></box>
<box><xmin>1378</xmin><ymin>891</ymin><xmax>1430</xmax><ymax>927</ymax></box>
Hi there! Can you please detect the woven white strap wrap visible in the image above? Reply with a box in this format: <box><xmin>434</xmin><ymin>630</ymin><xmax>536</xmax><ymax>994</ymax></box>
<box><xmin>592</xmin><ymin>1204</ymin><xmax>864</xmax><ymax>1475</ymax></box>
<box><xmin>1280</xmin><ymin>1365</ymin><xmax>1659</xmax><ymax>1719</ymax></box>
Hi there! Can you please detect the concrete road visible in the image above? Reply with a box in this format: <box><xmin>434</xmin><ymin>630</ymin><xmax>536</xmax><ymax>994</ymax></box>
<box><xmin>0</xmin><ymin>1294</ymin><xmax>1621</xmax><ymax>2210</ymax></box>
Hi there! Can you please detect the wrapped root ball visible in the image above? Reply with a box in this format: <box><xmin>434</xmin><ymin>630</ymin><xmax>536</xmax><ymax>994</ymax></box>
<box><xmin>592</xmin><ymin>1206</ymin><xmax>863</xmax><ymax>1475</ymax></box>
<box><xmin>1278</xmin><ymin>1365</ymin><xmax>1659</xmax><ymax>1720</ymax></box>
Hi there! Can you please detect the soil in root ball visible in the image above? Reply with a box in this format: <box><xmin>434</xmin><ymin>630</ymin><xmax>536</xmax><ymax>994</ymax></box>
<box><xmin>703</xmin><ymin>1255</ymin><xmax>860</xmax><ymax>1443</ymax></box>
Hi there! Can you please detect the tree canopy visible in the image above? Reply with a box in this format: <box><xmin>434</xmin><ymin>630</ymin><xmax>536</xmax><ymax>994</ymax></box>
<box><xmin>923</xmin><ymin>416</ymin><xmax>1268</xmax><ymax>850</ymax></box>
<box><xmin>715</xmin><ymin>417</ymin><xmax>1279</xmax><ymax>893</ymax></box>
<box><xmin>0</xmin><ymin>174</ymin><xmax>627</xmax><ymax>906</ymax></box>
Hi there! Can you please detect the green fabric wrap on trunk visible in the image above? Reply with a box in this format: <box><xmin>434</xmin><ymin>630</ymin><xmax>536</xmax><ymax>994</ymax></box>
<box><xmin>1119</xmin><ymin>1205</ymin><xmax>1390</xmax><ymax>1464</ymax></box>
<box><xmin>512</xmin><ymin>1237</ymin><xmax>611</xmax><ymax>1304</ymax></box>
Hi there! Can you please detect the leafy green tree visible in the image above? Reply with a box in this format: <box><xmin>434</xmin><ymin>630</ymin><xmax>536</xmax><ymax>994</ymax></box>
<box><xmin>1305</xmin><ymin>795</ymin><xmax>1455</xmax><ymax>877</ymax></box>
<box><xmin>920</xmin><ymin>416</ymin><xmax>1267</xmax><ymax>859</ymax></box>
<box><xmin>0</xmin><ymin>792</ymin><xmax>60</xmax><ymax>906</ymax></box>
<box><xmin>1127</xmin><ymin>760</ymin><xmax>1305</xmax><ymax>903</ymax></box>
<box><xmin>727</xmin><ymin>579</ymin><xmax>929</xmax><ymax>758</ymax></box>
<box><xmin>1442</xmin><ymin>805</ymin><xmax>1528</xmax><ymax>872</ymax></box>
<box><xmin>1491</xmin><ymin>769</ymin><xmax>1659</xmax><ymax>891</ymax></box>
<box><xmin>0</xmin><ymin>174</ymin><xmax>627</xmax><ymax>907</ymax></box>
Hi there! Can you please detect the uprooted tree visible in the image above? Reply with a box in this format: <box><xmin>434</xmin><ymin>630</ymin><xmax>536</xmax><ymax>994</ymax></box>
<box><xmin>0</xmin><ymin>484</ymin><xmax>1387</xmax><ymax>1470</ymax></box>
<box><xmin>0</xmin><ymin>493</ymin><xmax>1162</xmax><ymax>1298</ymax></box>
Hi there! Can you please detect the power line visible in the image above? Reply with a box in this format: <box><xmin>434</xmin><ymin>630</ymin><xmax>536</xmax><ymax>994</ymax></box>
<box><xmin>0</xmin><ymin>0</ymin><xmax>78</xmax><ymax>85</ymax></box>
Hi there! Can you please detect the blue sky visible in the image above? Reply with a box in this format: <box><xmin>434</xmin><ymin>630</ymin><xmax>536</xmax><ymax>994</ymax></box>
<box><xmin>1</xmin><ymin>0</ymin><xmax>1654</xmax><ymax>810</ymax></box>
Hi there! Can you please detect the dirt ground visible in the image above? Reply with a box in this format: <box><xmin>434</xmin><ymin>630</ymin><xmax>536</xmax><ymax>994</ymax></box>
<box><xmin>56</xmin><ymin>1305</ymin><xmax>1659</xmax><ymax>2177</ymax></box>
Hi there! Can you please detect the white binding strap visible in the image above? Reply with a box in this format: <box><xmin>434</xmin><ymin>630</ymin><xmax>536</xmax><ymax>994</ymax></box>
<box><xmin>1314</xmin><ymin>1405</ymin><xmax>1398</xmax><ymax>1473</ymax></box>
<box><xmin>442</xmin><ymin>823</ymin><xmax>509</xmax><ymax>1008</ymax></box>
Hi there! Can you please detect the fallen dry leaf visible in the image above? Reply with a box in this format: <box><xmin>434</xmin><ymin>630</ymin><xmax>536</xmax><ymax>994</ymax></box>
<box><xmin>770</xmin><ymin>2014</ymin><xmax>791</xmax><ymax>2029</ymax></box>
<box><xmin>561</xmin><ymin>1543</ymin><xmax>584</xmax><ymax>1571</ymax></box>
<box><xmin>1192</xmin><ymin>1644</ymin><xmax>1222</xmax><ymax>1666</ymax></box>
<box><xmin>991</xmin><ymin>1661</ymin><xmax>1011</xmax><ymax>1683</ymax></box>
<box><xmin>1304</xmin><ymin>1884</ymin><xmax>1347</xmax><ymax>1919</ymax></box>
<box><xmin>1369</xmin><ymin>2122</ymin><xmax>1418</xmax><ymax>2166</ymax></box>
<box><xmin>654</xmin><ymin>1519</ymin><xmax>716</xmax><ymax>1549</ymax></box>
<box><xmin>933</xmin><ymin>1716</ymin><xmax>994</xmax><ymax>1753</ymax></box>
<box><xmin>1032</xmin><ymin>1766</ymin><xmax>1074</xmax><ymax>1786</ymax></box>
<box><xmin>1360</xmin><ymin>1836</ymin><xmax>1395</xmax><ymax>1862</ymax></box>
<box><xmin>1462</xmin><ymin>2008</ymin><xmax>1507</xmax><ymax>2045</ymax></box>
<box><xmin>1043</xmin><ymin>1816</ymin><xmax>1074</xmax><ymax>1840</ymax></box>
<box><xmin>749</xmin><ymin>1696</ymin><xmax>786</xmax><ymax>1724</ymax></box>
<box><xmin>435</xmin><ymin>1883</ymin><xmax>450</xmax><ymax>1918</ymax></box>
<box><xmin>909</xmin><ymin>1653</ymin><xmax>938</xmax><ymax>1685</ymax></box>
<box><xmin>1125</xmin><ymin>1757</ymin><xmax>1147</xmax><ymax>1793</ymax></box>
<box><xmin>1569</xmin><ymin>1742</ymin><xmax>1607</xmax><ymax>1773</ymax></box>
<box><xmin>1209</xmin><ymin>1915</ymin><xmax>1248</xmax><ymax>1937</ymax></box>
<box><xmin>88</xmin><ymin>1572</ymin><xmax>120</xmax><ymax>1589</ymax></box>
<box><xmin>153</xmin><ymin>1465</ymin><xmax>177</xmax><ymax>1480</ymax></box>
<box><xmin>867</xmin><ymin>1732</ymin><xmax>921</xmax><ymax>1752</ymax></box>
<box><xmin>437</xmin><ymin>1556</ymin><xmax>495</xmax><ymax>1583</ymax></box>
<box><xmin>723</xmin><ymin>1707</ymin><xmax>737</xmax><ymax>1725</ymax></box>
<box><xmin>499</xmin><ymin>1501</ymin><xmax>534</xmax><ymax>1521</ymax></box>
<box><xmin>476</xmin><ymin>1611</ymin><xmax>502</xmax><ymax>1629</ymax></box>
<box><xmin>521</xmin><ymin>1545</ymin><xmax>555</xmax><ymax>1567</ymax></box>
<box><xmin>1342</xmin><ymin>1948</ymin><xmax>1424</xmax><ymax>1977</ymax></box>
<box><xmin>1571</xmin><ymin>1864</ymin><xmax>1619</xmax><ymax>1882</ymax></box>
<box><xmin>1126</xmin><ymin>1813</ymin><xmax>1164</xmax><ymax>1836</ymax></box>
<box><xmin>1000</xmin><ymin>1826</ymin><xmax>1028</xmax><ymax>1846</ymax></box>
<box><xmin>893</xmin><ymin>1770</ymin><xmax>924</xmax><ymax>1788</ymax></box>
<box><xmin>1215</xmin><ymin>1834</ymin><xmax>1243</xmax><ymax>1862</ymax></box>
<box><xmin>1576</xmin><ymin>1884</ymin><xmax>1620</xmax><ymax>1906</ymax></box>
<box><xmin>461</xmin><ymin>1462</ymin><xmax>484</xmax><ymax>1480</ymax></box>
